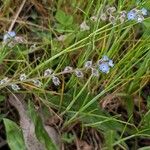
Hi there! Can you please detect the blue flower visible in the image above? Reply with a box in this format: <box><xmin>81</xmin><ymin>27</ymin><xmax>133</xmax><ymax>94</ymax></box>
<box><xmin>141</xmin><ymin>8</ymin><xmax>147</xmax><ymax>16</ymax></box>
<box><xmin>127</xmin><ymin>8</ymin><xmax>147</xmax><ymax>23</ymax></box>
<box><xmin>75</xmin><ymin>69</ymin><xmax>84</xmax><ymax>77</ymax></box>
<box><xmin>99</xmin><ymin>63</ymin><xmax>110</xmax><ymax>74</ymax></box>
<box><xmin>91</xmin><ymin>68</ymin><xmax>99</xmax><ymax>77</ymax></box>
<box><xmin>136</xmin><ymin>15</ymin><xmax>144</xmax><ymax>23</ymax></box>
<box><xmin>3</xmin><ymin>31</ymin><xmax>16</xmax><ymax>42</ymax></box>
<box><xmin>52</xmin><ymin>76</ymin><xmax>60</xmax><ymax>86</ymax></box>
<box><xmin>20</xmin><ymin>73</ymin><xmax>27</xmax><ymax>81</ymax></box>
<box><xmin>84</xmin><ymin>61</ymin><xmax>92</xmax><ymax>68</ymax></box>
<box><xmin>102</xmin><ymin>55</ymin><xmax>109</xmax><ymax>61</ymax></box>
<box><xmin>108</xmin><ymin>60</ymin><xmax>114</xmax><ymax>67</ymax></box>
<box><xmin>127</xmin><ymin>10</ymin><xmax>136</xmax><ymax>20</ymax></box>
<box><xmin>11</xmin><ymin>84</ymin><xmax>20</xmax><ymax>91</ymax></box>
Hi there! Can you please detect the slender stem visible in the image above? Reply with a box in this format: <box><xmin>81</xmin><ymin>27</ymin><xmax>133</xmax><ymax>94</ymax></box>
<box><xmin>8</xmin><ymin>0</ymin><xmax>26</xmax><ymax>32</ymax></box>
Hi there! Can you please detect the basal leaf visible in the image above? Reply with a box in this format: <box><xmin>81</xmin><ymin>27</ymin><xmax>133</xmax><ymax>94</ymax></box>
<box><xmin>3</xmin><ymin>118</ymin><xmax>26</xmax><ymax>150</ymax></box>
<box><xmin>55</xmin><ymin>10</ymin><xmax>73</xmax><ymax>26</ymax></box>
<box><xmin>27</xmin><ymin>102</ymin><xmax>58</xmax><ymax>150</ymax></box>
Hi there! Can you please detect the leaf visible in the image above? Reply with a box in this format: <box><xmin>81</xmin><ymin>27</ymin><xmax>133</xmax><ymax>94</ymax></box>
<box><xmin>48</xmin><ymin>88</ymin><xmax>125</xmax><ymax>131</ymax></box>
<box><xmin>0</xmin><ymin>47</ymin><xmax>9</xmax><ymax>64</ymax></box>
<box><xmin>138</xmin><ymin>146</ymin><xmax>150</xmax><ymax>150</ymax></box>
<box><xmin>143</xmin><ymin>18</ymin><xmax>150</xmax><ymax>29</ymax></box>
<box><xmin>27</xmin><ymin>102</ymin><xmax>58</xmax><ymax>150</ymax></box>
<box><xmin>128</xmin><ymin>50</ymin><xmax>150</xmax><ymax>94</ymax></box>
<box><xmin>55</xmin><ymin>10</ymin><xmax>73</xmax><ymax>26</ymax></box>
<box><xmin>105</xmin><ymin>130</ymin><xmax>115</xmax><ymax>150</ymax></box>
<box><xmin>125</xmin><ymin>96</ymin><xmax>134</xmax><ymax>120</ymax></box>
<box><xmin>61</xmin><ymin>133</ymin><xmax>75</xmax><ymax>143</ymax></box>
<box><xmin>142</xmin><ymin>1</ymin><xmax>150</xmax><ymax>9</ymax></box>
<box><xmin>3</xmin><ymin>118</ymin><xmax>26</xmax><ymax>150</ymax></box>
<box><xmin>55</xmin><ymin>23</ymin><xmax>66</xmax><ymax>33</ymax></box>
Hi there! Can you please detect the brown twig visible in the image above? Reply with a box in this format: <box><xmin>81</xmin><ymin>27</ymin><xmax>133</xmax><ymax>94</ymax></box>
<box><xmin>8</xmin><ymin>0</ymin><xmax>26</xmax><ymax>32</ymax></box>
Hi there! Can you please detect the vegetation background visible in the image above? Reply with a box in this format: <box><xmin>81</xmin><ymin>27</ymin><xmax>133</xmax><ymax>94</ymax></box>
<box><xmin>0</xmin><ymin>0</ymin><xmax>150</xmax><ymax>149</ymax></box>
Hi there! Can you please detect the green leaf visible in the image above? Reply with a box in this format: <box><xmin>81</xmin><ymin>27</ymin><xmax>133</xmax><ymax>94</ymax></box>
<box><xmin>128</xmin><ymin>49</ymin><xmax>150</xmax><ymax>94</ymax></box>
<box><xmin>55</xmin><ymin>10</ymin><xmax>73</xmax><ymax>26</ymax></box>
<box><xmin>27</xmin><ymin>102</ymin><xmax>58</xmax><ymax>150</ymax></box>
<box><xmin>3</xmin><ymin>118</ymin><xmax>26</xmax><ymax>150</ymax></box>
<box><xmin>55</xmin><ymin>23</ymin><xmax>66</xmax><ymax>33</ymax></box>
<box><xmin>138</xmin><ymin>146</ymin><xmax>150</xmax><ymax>150</ymax></box>
<box><xmin>0</xmin><ymin>47</ymin><xmax>9</xmax><ymax>64</ymax></box>
<box><xmin>125</xmin><ymin>96</ymin><xmax>134</xmax><ymax>120</ymax></box>
<box><xmin>143</xmin><ymin>18</ymin><xmax>150</xmax><ymax>29</ymax></box>
<box><xmin>142</xmin><ymin>1</ymin><xmax>150</xmax><ymax>9</ymax></box>
<box><xmin>61</xmin><ymin>133</ymin><xmax>75</xmax><ymax>143</ymax></box>
<box><xmin>105</xmin><ymin>130</ymin><xmax>115</xmax><ymax>150</ymax></box>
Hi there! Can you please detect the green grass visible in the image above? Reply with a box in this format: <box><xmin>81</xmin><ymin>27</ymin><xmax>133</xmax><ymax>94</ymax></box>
<box><xmin>0</xmin><ymin>0</ymin><xmax>150</xmax><ymax>149</ymax></box>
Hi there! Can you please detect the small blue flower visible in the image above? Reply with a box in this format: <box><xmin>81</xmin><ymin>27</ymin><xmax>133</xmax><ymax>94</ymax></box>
<box><xmin>32</xmin><ymin>79</ymin><xmax>42</xmax><ymax>87</ymax></box>
<box><xmin>0</xmin><ymin>77</ymin><xmax>9</xmax><ymax>85</ymax></box>
<box><xmin>64</xmin><ymin>66</ymin><xmax>73</xmax><ymax>72</ymax></box>
<box><xmin>84</xmin><ymin>61</ymin><xmax>92</xmax><ymax>68</ymax></box>
<box><xmin>99</xmin><ymin>63</ymin><xmax>110</xmax><ymax>74</ymax></box>
<box><xmin>52</xmin><ymin>76</ymin><xmax>60</xmax><ymax>86</ymax></box>
<box><xmin>3</xmin><ymin>31</ymin><xmax>16</xmax><ymax>42</ymax></box>
<box><xmin>44</xmin><ymin>69</ymin><xmax>53</xmax><ymax>77</ymax></box>
<box><xmin>136</xmin><ymin>15</ymin><xmax>144</xmax><ymax>23</ymax></box>
<box><xmin>127</xmin><ymin>10</ymin><xmax>136</xmax><ymax>20</ymax></box>
<box><xmin>11</xmin><ymin>84</ymin><xmax>20</xmax><ymax>91</ymax></box>
<box><xmin>108</xmin><ymin>60</ymin><xmax>114</xmax><ymax>67</ymax></box>
<box><xmin>102</xmin><ymin>55</ymin><xmax>109</xmax><ymax>61</ymax></box>
<box><xmin>91</xmin><ymin>68</ymin><xmax>99</xmax><ymax>77</ymax></box>
<box><xmin>141</xmin><ymin>8</ymin><xmax>147</xmax><ymax>16</ymax></box>
<box><xmin>20</xmin><ymin>73</ymin><xmax>27</xmax><ymax>81</ymax></box>
<box><xmin>75</xmin><ymin>69</ymin><xmax>84</xmax><ymax>78</ymax></box>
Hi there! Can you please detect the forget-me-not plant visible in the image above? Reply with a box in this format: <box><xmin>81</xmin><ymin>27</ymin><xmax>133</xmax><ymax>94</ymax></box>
<box><xmin>127</xmin><ymin>8</ymin><xmax>148</xmax><ymax>23</ymax></box>
<box><xmin>75</xmin><ymin>70</ymin><xmax>84</xmax><ymax>78</ymax></box>
<box><xmin>127</xmin><ymin>10</ymin><xmax>137</xmax><ymax>20</ymax></box>
<box><xmin>32</xmin><ymin>79</ymin><xmax>42</xmax><ymax>87</ymax></box>
<box><xmin>3</xmin><ymin>31</ymin><xmax>16</xmax><ymax>43</ymax></box>
<box><xmin>99</xmin><ymin>63</ymin><xmax>110</xmax><ymax>74</ymax></box>
<box><xmin>63</xmin><ymin>66</ymin><xmax>73</xmax><ymax>72</ymax></box>
<box><xmin>141</xmin><ymin>8</ymin><xmax>147</xmax><ymax>16</ymax></box>
<box><xmin>44</xmin><ymin>69</ymin><xmax>53</xmax><ymax>77</ymax></box>
<box><xmin>84</xmin><ymin>61</ymin><xmax>92</xmax><ymax>69</ymax></box>
<box><xmin>0</xmin><ymin>77</ymin><xmax>9</xmax><ymax>85</ymax></box>
<box><xmin>11</xmin><ymin>84</ymin><xmax>20</xmax><ymax>91</ymax></box>
<box><xmin>20</xmin><ymin>73</ymin><xmax>27</xmax><ymax>81</ymax></box>
<box><xmin>98</xmin><ymin>55</ymin><xmax>114</xmax><ymax>74</ymax></box>
<box><xmin>52</xmin><ymin>76</ymin><xmax>60</xmax><ymax>86</ymax></box>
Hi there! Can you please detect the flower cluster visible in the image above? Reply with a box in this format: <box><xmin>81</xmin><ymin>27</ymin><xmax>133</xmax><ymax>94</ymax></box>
<box><xmin>90</xmin><ymin>6</ymin><xmax>116</xmax><ymax>23</ymax></box>
<box><xmin>0</xmin><ymin>77</ymin><xmax>9</xmax><ymax>85</ymax></box>
<box><xmin>80</xmin><ymin>21</ymin><xmax>90</xmax><ymax>31</ymax></box>
<box><xmin>127</xmin><ymin>8</ymin><xmax>147</xmax><ymax>22</ymax></box>
<box><xmin>89</xmin><ymin>6</ymin><xmax>148</xmax><ymax>24</ymax></box>
<box><xmin>90</xmin><ymin>6</ymin><xmax>127</xmax><ymax>24</ymax></box>
<box><xmin>3</xmin><ymin>31</ymin><xmax>25</xmax><ymax>47</ymax></box>
<box><xmin>98</xmin><ymin>56</ymin><xmax>114</xmax><ymax>74</ymax></box>
<box><xmin>3</xmin><ymin>7</ymin><xmax>148</xmax><ymax>46</ymax></box>
<box><xmin>0</xmin><ymin>55</ymin><xmax>114</xmax><ymax>91</ymax></box>
<box><xmin>3</xmin><ymin>31</ymin><xmax>16</xmax><ymax>43</ymax></box>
